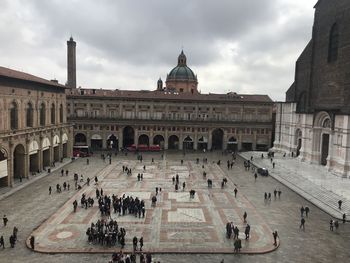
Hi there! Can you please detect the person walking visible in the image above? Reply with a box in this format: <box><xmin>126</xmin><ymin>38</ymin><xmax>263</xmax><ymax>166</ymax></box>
<box><xmin>300</xmin><ymin>206</ymin><xmax>305</xmax><ymax>217</ymax></box>
<box><xmin>305</xmin><ymin>206</ymin><xmax>310</xmax><ymax>217</ymax></box>
<box><xmin>0</xmin><ymin>235</ymin><xmax>4</xmax><ymax>249</ymax></box>
<box><xmin>234</xmin><ymin>188</ymin><xmax>238</xmax><ymax>198</ymax></box>
<box><xmin>133</xmin><ymin>236</ymin><xmax>138</xmax><ymax>251</ymax></box>
<box><xmin>330</xmin><ymin>219</ymin><xmax>334</xmax><ymax>231</ymax></box>
<box><xmin>300</xmin><ymin>218</ymin><xmax>305</xmax><ymax>231</ymax></box>
<box><xmin>3</xmin><ymin>215</ymin><xmax>8</xmax><ymax>227</ymax></box>
<box><xmin>273</xmin><ymin>231</ymin><xmax>278</xmax><ymax>246</ymax></box>
<box><xmin>254</xmin><ymin>173</ymin><xmax>257</xmax><ymax>181</ymax></box>
<box><xmin>49</xmin><ymin>186</ymin><xmax>52</xmax><ymax>195</ymax></box>
<box><xmin>139</xmin><ymin>236</ymin><xmax>144</xmax><ymax>251</ymax></box>
<box><xmin>182</xmin><ymin>182</ymin><xmax>186</xmax><ymax>191</ymax></box>
<box><xmin>243</xmin><ymin>212</ymin><xmax>247</xmax><ymax>223</ymax></box>
<box><xmin>343</xmin><ymin>213</ymin><xmax>346</xmax><ymax>224</ymax></box>
<box><xmin>338</xmin><ymin>200</ymin><xmax>343</xmax><ymax>210</ymax></box>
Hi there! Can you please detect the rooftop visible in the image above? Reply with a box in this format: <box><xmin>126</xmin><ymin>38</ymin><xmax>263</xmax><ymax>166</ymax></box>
<box><xmin>0</xmin><ymin>66</ymin><xmax>65</xmax><ymax>88</ymax></box>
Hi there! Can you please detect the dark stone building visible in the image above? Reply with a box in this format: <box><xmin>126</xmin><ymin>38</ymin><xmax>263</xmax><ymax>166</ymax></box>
<box><xmin>274</xmin><ymin>0</ymin><xmax>350</xmax><ymax>176</ymax></box>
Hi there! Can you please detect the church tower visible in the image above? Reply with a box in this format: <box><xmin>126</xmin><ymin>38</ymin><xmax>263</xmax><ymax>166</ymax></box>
<box><xmin>67</xmin><ymin>37</ymin><xmax>76</xmax><ymax>89</ymax></box>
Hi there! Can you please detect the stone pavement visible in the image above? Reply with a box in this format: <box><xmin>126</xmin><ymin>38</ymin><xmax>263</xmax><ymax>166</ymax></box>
<box><xmin>239</xmin><ymin>151</ymin><xmax>350</xmax><ymax>221</ymax></box>
<box><xmin>0</xmin><ymin>151</ymin><xmax>349</xmax><ymax>263</ymax></box>
<box><xmin>28</xmin><ymin>155</ymin><xmax>277</xmax><ymax>254</ymax></box>
<box><xmin>0</xmin><ymin>158</ymin><xmax>72</xmax><ymax>201</ymax></box>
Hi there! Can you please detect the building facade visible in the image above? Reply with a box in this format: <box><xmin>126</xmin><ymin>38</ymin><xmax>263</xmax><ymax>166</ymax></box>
<box><xmin>0</xmin><ymin>67</ymin><xmax>73</xmax><ymax>187</ymax></box>
<box><xmin>273</xmin><ymin>0</ymin><xmax>350</xmax><ymax>176</ymax></box>
<box><xmin>67</xmin><ymin>50</ymin><xmax>273</xmax><ymax>152</ymax></box>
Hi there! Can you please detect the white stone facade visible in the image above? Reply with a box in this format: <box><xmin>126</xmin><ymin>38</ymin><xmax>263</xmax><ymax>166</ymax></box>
<box><xmin>273</xmin><ymin>102</ymin><xmax>350</xmax><ymax>177</ymax></box>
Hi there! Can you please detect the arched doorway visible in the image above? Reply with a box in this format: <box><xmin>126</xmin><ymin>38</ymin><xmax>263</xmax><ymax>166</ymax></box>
<box><xmin>29</xmin><ymin>140</ymin><xmax>39</xmax><ymax>174</ymax></box>
<box><xmin>91</xmin><ymin>134</ymin><xmax>103</xmax><ymax>150</ymax></box>
<box><xmin>183</xmin><ymin>136</ymin><xmax>194</xmax><ymax>150</ymax></box>
<box><xmin>13</xmin><ymin>144</ymin><xmax>25</xmax><ymax>180</ymax></box>
<box><xmin>197</xmin><ymin>136</ymin><xmax>208</xmax><ymax>151</ymax></box>
<box><xmin>107</xmin><ymin>134</ymin><xmax>118</xmax><ymax>150</ymax></box>
<box><xmin>212</xmin><ymin>128</ymin><xmax>224</xmax><ymax>150</ymax></box>
<box><xmin>138</xmin><ymin>134</ymin><xmax>149</xmax><ymax>146</ymax></box>
<box><xmin>295</xmin><ymin>129</ymin><xmax>302</xmax><ymax>157</ymax></box>
<box><xmin>123</xmin><ymin>126</ymin><xmax>135</xmax><ymax>148</ymax></box>
<box><xmin>227</xmin><ymin>136</ymin><xmax>237</xmax><ymax>152</ymax></box>
<box><xmin>53</xmin><ymin>135</ymin><xmax>60</xmax><ymax>162</ymax></box>
<box><xmin>153</xmin><ymin>135</ymin><xmax>165</xmax><ymax>149</ymax></box>
<box><xmin>168</xmin><ymin>135</ymin><xmax>179</xmax><ymax>150</ymax></box>
<box><xmin>314</xmin><ymin>112</ymin><xmax>332</xmax><ymax>166</ymax></box>
<box><xmin>0</xmin><ymin>148</ymin><xmax>9</xmax><ymax>187</ymax></box>
<box><xmin>42</xmin><ymin>137</ymin><xmax>51</xmax><ymax>169</ymax></box>
<box><xmin>74</xmin><ymin>133</ymin><xmax>87</xmax><ymax>145</ymax></box>
<box><xmin>62</xmin><ymin>133</ymin><xmax>68</xmax><ymax>158</ymax></box>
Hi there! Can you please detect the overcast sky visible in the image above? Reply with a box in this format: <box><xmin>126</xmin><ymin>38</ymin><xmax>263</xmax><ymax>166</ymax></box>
<box><xmin>0</xmin><ymin>0</ymin><xmax>317</xmax><ymax>101</ymax></box>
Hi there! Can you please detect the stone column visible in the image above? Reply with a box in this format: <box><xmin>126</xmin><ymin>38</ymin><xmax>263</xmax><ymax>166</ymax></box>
<box><xmin>164</xmin><ymin>130</ymin><xmax>169</xmax><ymax>149</ymax></box>
<box><xmin>134</xmin><ymin>128</ymin><xmax>138</xmax><ymax>147</ymax></box>
<box><xmin>194</xmin><ymin>129</ymin><xmax>198</xmax><ymax>150</ymax></box>
<box><xmin>208</xmin><ymin>130</ymin><xmax>212</xmax><ymax>150</ymax></box>
<box><xmin>119</xmin><ymin>128</ymin><xmax>123</xmax><ymax>150</ymax></box>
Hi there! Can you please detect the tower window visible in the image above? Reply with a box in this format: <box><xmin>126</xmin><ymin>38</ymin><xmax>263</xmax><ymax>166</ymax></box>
<box><xmin>328</xmin><ymin>23</ymin><xmax>339</xmax><ymax>63</ymax></box>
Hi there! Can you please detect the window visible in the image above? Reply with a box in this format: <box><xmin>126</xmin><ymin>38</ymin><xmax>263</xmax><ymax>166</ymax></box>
<box><xmin>10</xmin><ymin>101</ymin><xmax>18</xmax><ymax>130</ymax></box>
<box><xmin>328</xmin><ymin>23</ymin><xmax>339</xmax><ymax>63</ymax></box>
<box><xmin>26</xmin><ymin>102</ymin><xmax>33</xmax><ymax>127</ymax></box>
<box><xmin>51</xmin><ymin>103</ymin><xmax>56</xmax><ymax>124</ymax></box>
<box><xmin>59</xmin><ymin>104</ymin><xmax>63</xmax><ymax>123</ymax></box>
<box><xmin>40</xmin><ymin>103</ymin><xmax>46</xmax><ymax>126</ymax></box>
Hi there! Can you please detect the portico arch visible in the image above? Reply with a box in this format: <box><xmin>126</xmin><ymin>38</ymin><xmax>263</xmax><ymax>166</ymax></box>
<box><xmin>153</xmin><ymin>135</ymin><xmax>165</xmax><ymax>149</ymax></box>
<box><xmin>91</xmin><ymin>134</ymin><xmax>103</xmax><ymax>150</ymax></box>
<box><xmin>28</xmin><ymin>140</ymin><xmax>39</xmax><ymax>174</ymax></box>
<box><xmin>0</xmin><ymin>148</ymin><xmax>9</xmax><ymax>187</ymax></box>
<box><xmin>168</xmin><ymin>135</ymin><xmax>179</xmax><ymax>150</ymax></box>
<box><xmin>183</xmin><ymin>136</ymin><xmax>194</xmax><ymax>150</ymax></box>
<box><xmin>123</xmin><ymin>126</ymin><xmax>135</xmax><ymax>148</ymax></box>
<box><xmin>212</xmin><ymin>128</ymin><xmax>224</xmax><ymax>150</ymax></box>
<box><xmin>74</xmin><ymin>133</ymin><xmax>87</xmax><ymax>145</ymax></box>
<box><xmin>13</xmin><ymin>144</ymin><xmax>25</xmax><ymax>180</ymax></box>
<box><xmin>227</xmin><ymin>136</ymin><xmax>238</xmax><ymax>152</ymax></box>
<box><xmin>42</xmin><ymin>137</ymin><xmax>51</xmax><ymax>168</ymax></box>
<box><xmin>197</xmin><ymin>136</ymin><xmax>208</xmax><ymax>151</ymax></box>
<box><xmin>107</xmin><ymin>134</ymin><xmax>118</xmax><ymax>149</ymax></box>
<box><xmin>138</xmin><ymin>134</ymin><xmax>149</xmax><ymax>146</ymax></box>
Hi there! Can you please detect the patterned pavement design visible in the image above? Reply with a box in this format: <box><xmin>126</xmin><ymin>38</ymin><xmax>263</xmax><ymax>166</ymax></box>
<box><xmin>28</xmin><ymin>158</ymin><xmax>278</xmax><ymax>254</ymax></box>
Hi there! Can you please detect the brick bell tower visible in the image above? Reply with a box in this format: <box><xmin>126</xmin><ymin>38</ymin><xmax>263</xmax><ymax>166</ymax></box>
<box><xmin>67</xmin><ymin>36</ymin><xmax>76</xmax><ymax>89</ymax></box>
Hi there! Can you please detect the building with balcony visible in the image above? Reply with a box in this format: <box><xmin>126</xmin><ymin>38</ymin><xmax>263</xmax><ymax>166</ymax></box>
<box><xmin>0</xmin><ymin>67</ymin><xmax>73</xmax><ymax>187</ymax></box>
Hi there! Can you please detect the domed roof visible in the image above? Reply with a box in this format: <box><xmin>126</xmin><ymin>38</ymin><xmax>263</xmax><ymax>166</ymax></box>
<box><xmin>167</xmin><ymin>51</ymin><xmax>197</xmax><ymax>81</ymax></box>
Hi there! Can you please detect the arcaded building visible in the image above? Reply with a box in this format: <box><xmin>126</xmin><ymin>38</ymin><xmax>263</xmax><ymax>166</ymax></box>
<box><xmin>273</xmin><ymin>0</ymin><xmax>350</xmax><ymax>176</ymax></box>
<box><xmin>0</xmin><ymin>67</ymin><xmax>73</xmax><ymax>187</ymax></box>
<box><xmin>67</xmin><ymin>45</ymin><xmax>273</xmax><ymax>152</ymax></box>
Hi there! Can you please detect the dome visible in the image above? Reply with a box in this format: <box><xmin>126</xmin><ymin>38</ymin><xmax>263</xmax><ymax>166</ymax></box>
<box><xmin>167</xmin><ymin>51</ymin><xmax>197</xmax><ymax>81</ymax></box>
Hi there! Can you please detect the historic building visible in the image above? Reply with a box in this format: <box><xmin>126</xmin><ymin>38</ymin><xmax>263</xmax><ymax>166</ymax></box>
<box><xmin>273</xmin><ymin>0</ymin><xmax>350</xmax><ymax>176</ymax></box>
<box><xmin>67</xmin><ymin>41</ymin><xmax>273</xmax><ymax>152</ymax></box>
<box><xmin>0</xmin><ymin>67</ymin><xmax>73</xmax><ymax>187</ymax></box>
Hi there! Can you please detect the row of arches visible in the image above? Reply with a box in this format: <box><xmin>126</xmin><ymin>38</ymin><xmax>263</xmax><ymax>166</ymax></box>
<box><xmin>74</xmin><ymin>127</ymin><xmax>239</xmax><ymax>151</ymax></box>
<box><xmin>9</xmin><ymin>101</ymin><xmax>64</xmax><ymax>130</ymax></box>
<box><xmin>0</xmin><ymin>133</ymin><xmax>69</xmax><ymax>187</ymax></box>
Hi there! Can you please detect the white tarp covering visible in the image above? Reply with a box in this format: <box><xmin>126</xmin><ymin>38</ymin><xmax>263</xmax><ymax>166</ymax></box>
<box><xmin>91</xmin><ymin>134</ymin><xmax>102</xmax><ymax>140</ymax></box>
<box><xmin>42</xmin><ymin>137</ymin><xmax>51</xmax><ymax>150</ymax></box>
<box><xmin>53</xmin><ymin>135</ymin><xmax>60</xmax><ymax>146</ymax></box>
<box><xmin>28</xmin><ymin>140</ymin><xmax>39</xmax><ymax>155</ymax></box>
<box><xmin>0</xmin><ymin>159</ymin><xmax>8</xmax><ymax>178</ymax></box>
<box><xmin>62</xmin><ymin>133</ymin><xmax>68</xmax><ymax>143</ymax></box>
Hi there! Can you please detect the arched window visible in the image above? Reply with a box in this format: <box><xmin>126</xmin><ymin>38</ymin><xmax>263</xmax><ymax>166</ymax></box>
<box><xmin>328</xmin><ymin>23</ymin><xmax>339</xmax><ymax>63</ymax></box>
<box><xmin>26</xmin><ymin>102</ymin><xmax>33</xmax><ymax>127</ymax></box>
<box><xmin>40</xmin><ymin>103</ymin><xmax>46</xmax><ymax>126</ymax></box>
<box><xmin>51</xmin><ymin>103</ymin><xmax>55</xmax><ymax>124</ymax></box>
<box><xmin>10</xmin><ymin>101</ymin><xmax>18</xmax><ymax>130</ymax></box>
<box><xmin>59</xmin><ymin>104</ymin><xmax>63</xmax><ymax>123</ymax></box>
